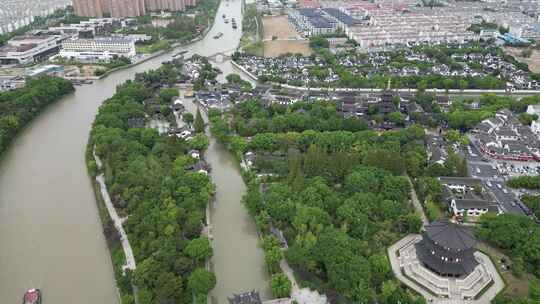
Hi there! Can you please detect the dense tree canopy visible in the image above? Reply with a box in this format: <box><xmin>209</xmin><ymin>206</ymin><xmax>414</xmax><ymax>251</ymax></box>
<box><xmin>90</xmin><ymin>64</ymin><xmax>214</xmax><ymax>303</ymax></box>
<box><xmin>476</xmin><ymin>214</ymin><xmax>540</xmax><ymax>277</ymax></box>
<box><xmin>506</xmin><ymin>175</ymin><xmax>540</xmax><ymax>190</ymax></box>
<box><xmin>0</xmin><ymin>76</ymin><xmax>73</xmax><ymax>156</ymax></box>
<box><xmin>232</xmin><ymin>123</ymin><xmax>426</xmax><ymax>302</ymax></box>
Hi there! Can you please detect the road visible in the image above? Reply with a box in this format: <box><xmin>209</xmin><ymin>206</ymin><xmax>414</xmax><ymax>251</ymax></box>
<box><xmin>274</xmin><ymin>83</ymin><xmax>540</xmax><ymax>98</ymax></box>
<box><xmin>464</xmin><ymin>142</ymin><xmax>525</xmax><ymax>215</ymax></box>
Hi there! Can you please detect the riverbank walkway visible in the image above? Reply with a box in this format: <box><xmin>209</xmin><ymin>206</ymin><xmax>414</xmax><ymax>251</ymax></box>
<box><xmin>279</xmin><ymin>259</ymin><xmax>328</xmax><ymax>304</ymax></box>
<box><xmin>94</xmin><ymin>149</ymin><xmax>137</xmax><ymax>273</ymax></box>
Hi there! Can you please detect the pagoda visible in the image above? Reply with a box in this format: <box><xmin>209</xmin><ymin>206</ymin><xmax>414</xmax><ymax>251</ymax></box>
<box><xmin>415</xmin><ymin>220</ymin><xmax>478</xmax><ymax>277</ymax></box>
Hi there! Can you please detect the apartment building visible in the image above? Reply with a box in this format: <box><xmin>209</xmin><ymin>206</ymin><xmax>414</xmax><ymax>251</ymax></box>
<box><xmin>350</xmin><ymin>13</ymin><xmax>477</xmax><ymax>49</ymax></box>
<box><xmin>289</xmin><ymin>8</ymin><xmax>337</xmax><ymax>36</ymax></box>
<box><xmin>72</xmin><ymin>0</ymin><xmax>195</xmax><ymax>17</ymax></box>
<box><xmin>72</xmin><ymin>0</ymin><xmax>104</xmax><ymax>17</ymax></box>
<box><xmin>146</xmin><ymin>0</ymin><xmax>185</xmax><ymax>11</ymax></box>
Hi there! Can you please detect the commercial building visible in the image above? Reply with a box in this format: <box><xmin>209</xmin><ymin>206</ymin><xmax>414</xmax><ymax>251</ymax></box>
<box><xmin>59</xmin><ymin>37</ymin><xmax>136</xmax><ymax>62</ymax></box>
<box><xmin>0</xmin><ymin>35</ymin><xmax>62</xmax><ymax>65</ymax></box>
<box><xmin>25</xmin><ymin>64</ymin><xmax>65</xmax><ymax>77</ymax></box>
<box><xmin>439</xmin><ymin>177</ymin><xmax>500</xmax><ymax>219</ymax></box>
<box><xmin>72</xmin><ymin>0</ymin><xmax>195</xmax><ymax>17</ymax></box>
<box><xmin>472</xmin><ymin>109</ymin><xmax>540</xmax><ymax>161</ymax></box>
<box><xmin>449</xmin><ymin>198</ymin><xmax>500</xmax><ymax>218</ymax></box>
<box><xmin>44</xmin><ymin>18</ymin><xmax>122</xmax><ymax>38</ymax></box>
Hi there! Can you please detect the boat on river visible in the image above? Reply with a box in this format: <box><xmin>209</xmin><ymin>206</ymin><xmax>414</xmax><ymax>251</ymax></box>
<box><xmin>213</xmin><ymin>32</ymin><xmax>224</xmax><ymax>39</ymax></box>
<box><xmin>23</xmin><ymin>289</ymin><xmax>41</xmax><ymax>304</ymax></box>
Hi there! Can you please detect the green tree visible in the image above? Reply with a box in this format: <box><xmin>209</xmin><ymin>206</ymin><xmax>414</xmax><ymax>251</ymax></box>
<box><xmin>309</xmin><ymin>36</ymin><xmax>330</xmax><ymax>49</ymax></box>
<box><xmin>194</xmin><ymin>108</ymin><xmax>205</xmax><ymax>133</ymax></box>
<box><xmin>458</xmin><ymin>79</ymin><xmax>468</xmax><ymax>91</ymax></box>
<box><xmin>182</xmin><ymin>112</ymin><xmax>194</xmax><ymax>125</ymax></box>
<box><xmin>154</xmin><ymin>272</ymin><xmax>183</xmax><ymax>303</ymax></box>
<box><xmin>189</xmin><ymin>134</ymin><xmax>210</xmax><ymax>151</ymax></box>
<box><xmin>158</xmin><ymin>88</ymin><xmax>179</xmax><ymax>104</ymax></box>
<box><xmin>265</xmin><ymin>246</ymin><xmax>283</xmax><ymax>274</ymax></box>
<box><xmin>271</xmin><ymin>273</ymin><xmax>292</xmax><ymax>298</ymax></box>
<box><xmin>388</xmin><ymin>111</ymin><xmax>405</xmax><ymax>126</ymax></box>
<box><xmin>230</xmin><ymin>135</ymin><xmax>247</xmax><ymax>157</ymax></box>
<box><xmin>184</xmin><ymin>237</ymin><xmax>213</xmax><ymax>262</ymax></box>
<box><xmin>188</xmin><ymin>268</ymin><xmax>217</xmax><ymax>295</ymax></box>
<box><xmin>406</xmin><ymin>213</ymin><xmax>423</xmax><ymax>233</ymax></box>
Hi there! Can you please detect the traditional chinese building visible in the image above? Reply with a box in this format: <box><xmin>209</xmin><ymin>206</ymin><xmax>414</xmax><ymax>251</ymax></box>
<box><xmin>415</xmin><ymin>220</ymin><xmax>478</xmax><ymax>277</ymax></box>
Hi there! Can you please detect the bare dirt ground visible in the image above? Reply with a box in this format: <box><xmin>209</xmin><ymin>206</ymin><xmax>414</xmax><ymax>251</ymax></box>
<box><xmin>261</xmin><ymin>15</ymin><xmax>312</xmax><ymax>57</ymax></box>
<box><xmin>263</xmin><ymin>40</ymin><xmax>312</xmax><ymax>57</ymax></box>
<box><xmin>504</xmin><ymin>47</ymin><xmax>540</xmax><ymax>73</ymax></box>
<box><xmin>262</xmin><ymin>15</ymin><xmax>299</xmax><ymax>40</ymax></box>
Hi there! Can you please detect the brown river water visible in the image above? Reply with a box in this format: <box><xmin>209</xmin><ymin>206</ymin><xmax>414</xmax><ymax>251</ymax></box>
<box><xmin>0</xmin><ymin>0</ymin><xmax>269</xmax><ymax>302</ymax></box>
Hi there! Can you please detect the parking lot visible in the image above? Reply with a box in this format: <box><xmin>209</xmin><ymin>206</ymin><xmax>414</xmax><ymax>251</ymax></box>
<box><xmin>465</xmin><ymin>143</ymin><xmax>527</xmax><ymax>215</ymax></box>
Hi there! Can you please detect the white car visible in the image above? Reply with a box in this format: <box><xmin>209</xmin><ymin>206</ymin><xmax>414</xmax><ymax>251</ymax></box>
<box><xmin>486</xmin><ymin>181</ymin><xmax>492</xmax><ymax>188</ymax></box>
<box><xmin>503</xmin><ymin>189</ymin><xmax>508</xmax><ymax>194</ymax></box>
<box><xmin>497</xmin><ymin>184</ymin><xmax>502</xmax><ymax>189</ymax></box>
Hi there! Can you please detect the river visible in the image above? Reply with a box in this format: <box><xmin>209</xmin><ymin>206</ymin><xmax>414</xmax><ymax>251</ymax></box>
<box><xmin>0</xmin><ymin>0</ymin><xmax>269</xmax><ymax>302</ymax></box>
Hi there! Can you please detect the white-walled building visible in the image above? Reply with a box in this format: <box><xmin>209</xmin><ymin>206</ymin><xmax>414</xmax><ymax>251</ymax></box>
<box><xmin>59</xmin><ymin>37</ymin><xmax>136</xmax><ymax>62</ymax></box>
<box><xmin>0</xmin><ymin>35</ymin><xmax>62</xmax><ymax>65</ymax></box>
<box><xmin>526</xmin><ymin>105</ymin><xmax>540</xmax><ymax>135</ymax></box>
<box><xmin>450</xmin><ymin>198</ymin><xmax>500</xmax><ymax>218</ymax></box>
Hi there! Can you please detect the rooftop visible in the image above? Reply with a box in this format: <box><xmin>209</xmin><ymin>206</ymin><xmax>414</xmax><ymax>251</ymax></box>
<box><xmin>425</xmin><ymin>220</ymin><xmax>476</xmax><ymax>251</ymax></box>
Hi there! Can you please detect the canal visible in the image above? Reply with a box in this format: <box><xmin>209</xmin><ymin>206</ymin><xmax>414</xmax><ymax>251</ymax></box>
<box><xmin>0</xmin><ymin>0</ymin><xmax>269</xmax><ymax>302</ymax></box>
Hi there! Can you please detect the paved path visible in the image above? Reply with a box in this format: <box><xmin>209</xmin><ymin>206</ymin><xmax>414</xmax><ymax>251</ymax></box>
<box><xmin>279</xmin><ymin>260</ymin><xmax>327</xmax><ymax>304</ymax></box>
<box><xmin>94</xmin><ymin>150</ymin><xmax>137</xmax><ymax>273</ymax></box>
<box><xmin>407</xmin><ymin>176</ymin><xmax>429</xmax><ymax>226</ymax></box>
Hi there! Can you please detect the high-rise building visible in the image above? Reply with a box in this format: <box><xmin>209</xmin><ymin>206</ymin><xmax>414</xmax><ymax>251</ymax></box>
<box><xmin>73</xmin><ymin>0</ymin><xmax>104</xmax><ymax>17</ymax></box>
<box><xmin>72</xmin><ymin>0</ymin><xmax>193</xmax><ymax>17</ymax></box>
<box><xmin>108</xmin><ymin>0</ymin><xmax>146</xmax><ymax>17</ymax></box>
<box><xmin>146</xmin><ymin>0</ymin><xmax>185</xmax><ymax>11</ymax></box>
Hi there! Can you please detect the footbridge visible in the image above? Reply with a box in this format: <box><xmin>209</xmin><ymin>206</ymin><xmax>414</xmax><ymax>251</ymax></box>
<box><xmin>206</xmin><ymin>48</ymin><xmax>238</xmax><ymax>62</ymax></box>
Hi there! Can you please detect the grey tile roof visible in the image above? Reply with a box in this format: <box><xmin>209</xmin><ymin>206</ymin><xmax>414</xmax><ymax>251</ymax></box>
<box><xmin>425</xmin><ymin>220</ymin><xmax>476</xmax><ymax>251</ymax></box>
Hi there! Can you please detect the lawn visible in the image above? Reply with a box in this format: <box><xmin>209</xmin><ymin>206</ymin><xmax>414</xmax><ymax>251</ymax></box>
<box><xmin>136</xmin><ymin>40</ymin><xmax>172</xmax><ymax>54</ymax></box>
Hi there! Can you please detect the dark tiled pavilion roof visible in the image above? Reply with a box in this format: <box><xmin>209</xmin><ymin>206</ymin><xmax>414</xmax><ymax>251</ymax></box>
<box><xmin>425</xmin><ymin>220</ymin><xmax>476</xmax><ymax>251</ymax></box>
